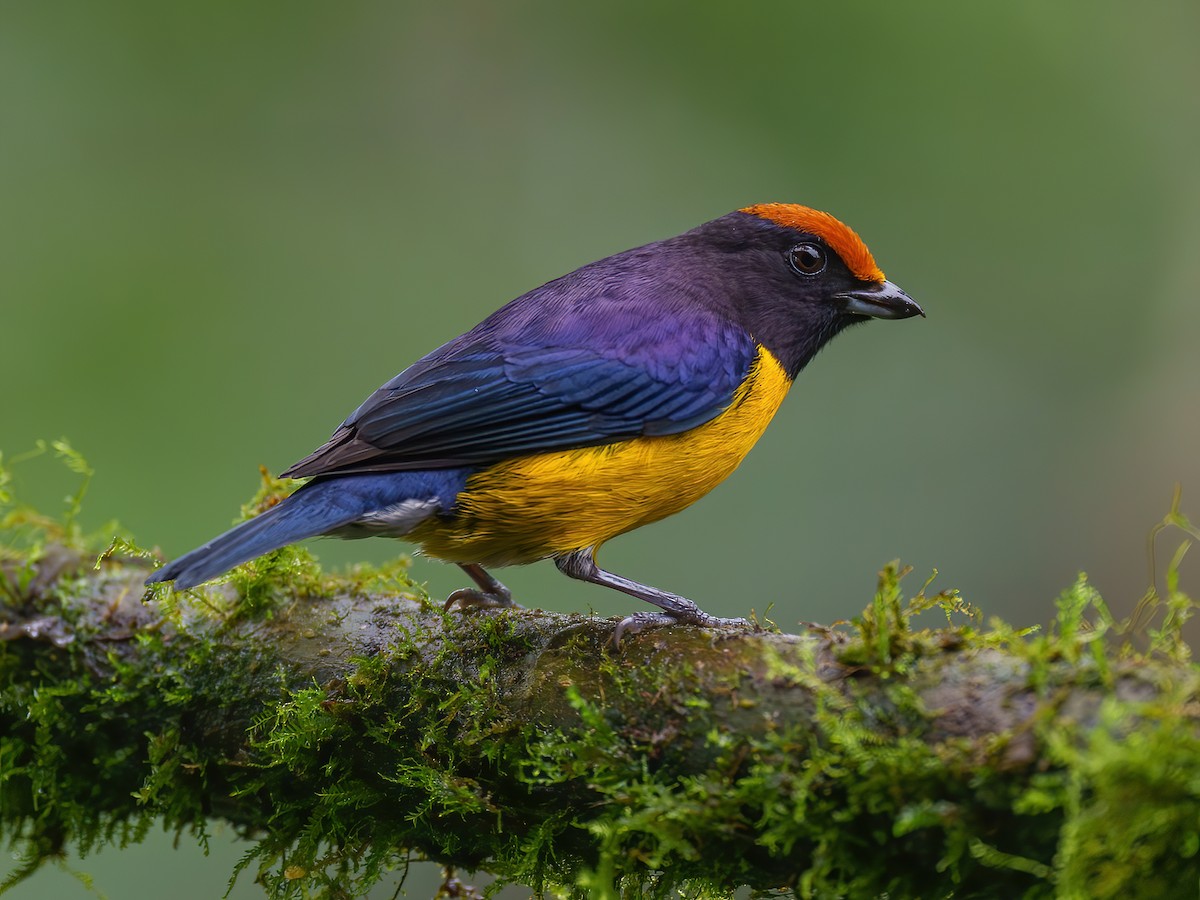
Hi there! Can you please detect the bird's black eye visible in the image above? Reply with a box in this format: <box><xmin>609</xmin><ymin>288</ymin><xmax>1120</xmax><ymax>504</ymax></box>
<box><xmin>787</xmin><ymin>242</ymin><xmax>826</xmax><ymax>276</ymax></box>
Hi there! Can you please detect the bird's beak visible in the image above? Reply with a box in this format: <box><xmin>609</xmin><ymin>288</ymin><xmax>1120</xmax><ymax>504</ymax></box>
<box><xmin>836</xmin><ymin>280</ymin><xmax>925</xmax><ymax>320</ymax></box>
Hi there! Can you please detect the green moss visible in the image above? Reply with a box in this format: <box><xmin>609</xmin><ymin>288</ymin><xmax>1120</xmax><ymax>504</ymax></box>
<box><xmin>3</xmin><ymin>449</ymin><xmax>1200</xmax><ymax>898</ymax></box>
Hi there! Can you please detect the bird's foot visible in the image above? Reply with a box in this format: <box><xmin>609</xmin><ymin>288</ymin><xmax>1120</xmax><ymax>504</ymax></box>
<box><xmin>612</xmin><ymin>610</ymin><xmax>749</xmax><ymax>647</ymax></box>
<box><xmin>444</xmin><ymin>563</ymin><xmax>520</xmax><ymax>613</ymax></box>
<box><xmin>443</xmin><ymin>588</ymin><xmax>521</xmax><ymax>613</ymax></box>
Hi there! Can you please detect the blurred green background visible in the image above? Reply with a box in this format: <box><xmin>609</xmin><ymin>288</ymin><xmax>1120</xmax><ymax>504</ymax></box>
<box><xmin>3</xmin><ymin>2</ymin><xmax>1198</xmax><ymax>896</ymax></box>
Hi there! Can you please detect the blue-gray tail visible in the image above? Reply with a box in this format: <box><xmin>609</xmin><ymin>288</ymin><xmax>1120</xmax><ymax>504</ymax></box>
<box><xmin>144</xmin><ymin>480</ymin><xmax>368</xmax><ymax>590</ymax></box>
<box><xmin>144</xmin><ymin>469</ymin><xmax>473</xmax><ymax>590</ymax></box>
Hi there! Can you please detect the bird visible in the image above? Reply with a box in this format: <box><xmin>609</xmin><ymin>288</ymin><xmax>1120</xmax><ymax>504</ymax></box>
<box><xmin>146</xmin><ymin>203</ymin><xmax>923</xmax><ymax>637</ymax></box>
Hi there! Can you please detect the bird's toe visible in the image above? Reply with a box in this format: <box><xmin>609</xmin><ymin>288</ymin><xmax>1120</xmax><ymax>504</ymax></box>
<box><xmin>443</xmin><ymin>588</ymin><xmax>521</xmax><ymax>613</ymax></box>
<box><xmin>611</xmin><ymin>610</ymin><xmax>750</xmax><ymax>647</ymax></box>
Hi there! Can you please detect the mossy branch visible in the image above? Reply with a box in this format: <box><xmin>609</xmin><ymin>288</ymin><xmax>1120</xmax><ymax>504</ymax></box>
<box><xmin>3</xmin><ymin>536</ymin><xmax>1200</xmax><ymax>900</ymax></box>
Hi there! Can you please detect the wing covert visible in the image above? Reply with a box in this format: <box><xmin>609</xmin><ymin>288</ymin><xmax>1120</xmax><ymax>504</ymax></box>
<box><xmin>283</xmin><ymin>287</ymin><xmax>756</xmax><ymax>478</ymax></box>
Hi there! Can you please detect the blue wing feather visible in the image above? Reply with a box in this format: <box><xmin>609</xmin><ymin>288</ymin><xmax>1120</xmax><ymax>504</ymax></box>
<box><xmin>282</xmin><ymin>269</ymin><xmax>756</xmax><ymax>478</ymax></box>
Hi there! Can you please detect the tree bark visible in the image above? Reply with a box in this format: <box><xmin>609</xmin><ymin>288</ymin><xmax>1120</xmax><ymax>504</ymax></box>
<box><xmin>2</xmin><ymin>545</ymin><xmax>1198</xmax><ymax>899</ymax></box>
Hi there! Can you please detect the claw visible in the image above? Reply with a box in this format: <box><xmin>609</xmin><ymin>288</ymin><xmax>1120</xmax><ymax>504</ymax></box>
<box><xmin>612</xmin><ymin>611</ymin><xmax>676</xmax><ymax>646</ymax></box>
<box><xmin>611</xmin><ymin>611</ymin><xmax>750</xmax><ymax>648</ymax></box>
<box><xmin>443</xmin><ymin>588</ymin><xmax>519</xmax><ymax>612</ymax></box>
<box><xmin>444</xmin><ymin>563</ymin><xmax>518</xmax><ymax>613</ymax></box>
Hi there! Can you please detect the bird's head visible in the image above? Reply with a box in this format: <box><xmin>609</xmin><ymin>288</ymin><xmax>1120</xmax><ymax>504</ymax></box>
<box><xmin>695</xmin><ymin>203</ymin><xmax>923</xmax><ymax>378</ymax></box>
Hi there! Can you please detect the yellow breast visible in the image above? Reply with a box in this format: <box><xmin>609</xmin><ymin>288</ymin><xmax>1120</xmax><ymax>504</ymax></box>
<box><xmin>408</xmin><ymin>345</ymin><xmax>793</xmax><ymax>566</ymax></box>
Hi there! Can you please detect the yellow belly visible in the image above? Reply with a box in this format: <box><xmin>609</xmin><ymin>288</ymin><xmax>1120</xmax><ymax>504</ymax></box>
<box><xmin>408</xmin><ymin>345</ymin><xmax>792</xmax><ymax>566</ymax></box>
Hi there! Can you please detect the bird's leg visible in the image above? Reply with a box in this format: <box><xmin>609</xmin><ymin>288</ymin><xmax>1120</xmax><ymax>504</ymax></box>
<box><xmin>554</xmin><ymin>548</ymin><xmax>748</xmax><ymax>643</ymax></box>
<box><xmin>444</xmin><ymin>563</ymin><xmax>519</xmax><ymax>612</ymax></box>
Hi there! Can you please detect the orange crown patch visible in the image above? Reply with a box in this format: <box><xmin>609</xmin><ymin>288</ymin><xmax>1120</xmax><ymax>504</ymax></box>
<box><xmin>741</xmin><ymin>203</ymin><xmax>884</xmax><ymax>283</ymax></box>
